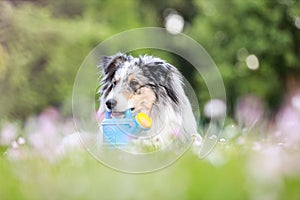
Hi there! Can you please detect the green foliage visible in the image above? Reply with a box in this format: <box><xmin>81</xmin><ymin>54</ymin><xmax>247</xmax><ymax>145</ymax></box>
<box><xmin>0</xmin><ymin>149</ymin><xmax>258</xmax><ymax>200</ymax></box>
<box><xmin>189</xmin><ymin>0</ymin><xmax>300</xmax><ymax>110</ymax></box>
<box><xmin>1</xmin><ymin>1</ymin><xmax>300</xmax><ymax>199</ymax></box>
<box><xmin>1</xmin><ymin>0</ymin><xmax>300</xmax><ymax>119</ymax></box>
<box><xmin>1</xmin><ymin>146</ymin><xmax>300</xmax><ymax>200</ymax></box>
<box><xmin>0</xmin><ymin>0</ymin><xmax>155</xmax><ymax>119</ymax></box>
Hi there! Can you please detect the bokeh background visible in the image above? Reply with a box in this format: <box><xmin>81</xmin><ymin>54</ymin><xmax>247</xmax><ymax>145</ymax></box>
<box><xmin>1</xmin><ymin>0</ymin><xmax>300</xmax><ymax>199</ymax></box>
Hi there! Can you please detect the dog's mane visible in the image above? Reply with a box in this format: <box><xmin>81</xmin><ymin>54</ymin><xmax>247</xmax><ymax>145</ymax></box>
<box><xmin>138</xmin><ymin>55</ymin><xmax>183</xmax><ymax>110</ymax></box>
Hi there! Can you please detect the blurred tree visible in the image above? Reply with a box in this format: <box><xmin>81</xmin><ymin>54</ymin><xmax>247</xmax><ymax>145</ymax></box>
<box><xmin>139</xmin><ymin>0</ymin><xmax>198</xmax><ymax>24</ymax></box>
<box><xmin>0</xmin><ymin>0</ymin><xmax>157</xmax><ymax>120</ymax></box>
<box><xmin>0</xmin><ymin>1</ymin><xmax>106</xmax><ymax>119</ymax></box>
<box><xmin>1</xmin><ymin>0</ymin><xmax>300</xmax><ymax>121</ymax></box>
<box><xmin>189</xmin><ymin>0</ymin><xmax>300</xmax><ymax>115</ymax></box>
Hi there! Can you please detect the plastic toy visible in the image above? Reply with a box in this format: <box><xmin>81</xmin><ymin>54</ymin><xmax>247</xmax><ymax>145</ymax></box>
<box><xmin>101</xmin><ymin>109</ymin><xmax>152</xmax><ymax>146</ymax></box>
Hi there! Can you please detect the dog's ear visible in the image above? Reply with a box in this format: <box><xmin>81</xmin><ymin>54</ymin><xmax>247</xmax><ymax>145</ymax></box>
<box><xmin>141</xmin><ymin>59</ymin><xmax>180</xmax><ymax>105</ymax></box>
<box><xmin>99</xmin><ymin>53</ymin><xmax>127</xmax><ymax>81</ymax></box>
<box><xmin>98</xmin><ymin>53</ymin><xmax>127</xmax><ymax>99</ymax></box>
<box><xmin>160</xmin><ymin>63</ymin><xmax>180</xmax><ymax>105</ymax></box>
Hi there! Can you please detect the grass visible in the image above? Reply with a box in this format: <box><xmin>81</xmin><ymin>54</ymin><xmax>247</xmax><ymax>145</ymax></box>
<box><xmin>1</xmin><ymin>142</ymin><xmax>299</xmax><ymax>200</ymax></box>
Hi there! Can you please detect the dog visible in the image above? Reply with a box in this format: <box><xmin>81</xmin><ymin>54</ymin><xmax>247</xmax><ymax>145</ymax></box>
<box><xmin>97</xmin><ymin>53</ymin><xmax>201</xmax><ymax>150</ymax></box>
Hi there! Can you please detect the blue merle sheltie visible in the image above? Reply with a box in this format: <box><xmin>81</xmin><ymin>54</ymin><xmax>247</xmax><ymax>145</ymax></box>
<box><xmin>97</xmin><ymin>53</ymin><xmax>201</xmax><ymax>149</ymax></box>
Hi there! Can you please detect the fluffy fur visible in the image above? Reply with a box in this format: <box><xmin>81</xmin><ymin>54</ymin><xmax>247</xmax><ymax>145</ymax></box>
<box><xmin>97</xmin><ymin>53</ymin><xmax>200</xmax><ymax>149</ymax></box>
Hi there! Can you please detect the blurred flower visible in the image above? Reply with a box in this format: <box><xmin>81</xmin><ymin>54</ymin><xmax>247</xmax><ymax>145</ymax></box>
<box><xmin>61</xmin><ymin>118</ymin><xmax>76</xmax><ymax>137</ymax></box>
<box><xmin>208</xmin><ymin>134</ymin><xmax>217</xmax><ymax>140</ymax></box>
<box><xmin>221</xmin><ymin>124</ymin><xmax>239</xmax><ymax>140</ymax></box>
<box><xmin>17</xmin><ymin>137</ymin><xmax>26</xmax><ymax>145</ymax></box>
<box><xmin>275</xmin><ymin>102</ymin><xmax>300</xmax><ymax>145</ymax></box>
<box><xmin>164</xmin><ymin>9</ymin><xmax>185</xmax><ymax>34</ymax></box>
<box><xmin>235</xmin><ymin>95</ymin><xmax>265</xmax><ymax>130</ymax></box>
<box><xmin>246</xmin><ymin>142</ymin><xmax>300</xmax><ymax>200</ymax></box>
<box><xmin>294</xmin><ymin>16</ymin><xmax>300</xmax><ymax>29</ymax></box>
<box><xmin>0</xmin><ymin>122</ymin><xmax>18</xmax><ymax>146</ymax></box>
<box><xmin>27</xmin><ymin>107</ymin><xmax>62</xmax><ymax>155</ymax></box>
<box><xmin>5</xmin><ymin>148</ymin><xmax>27</xmax><ymax>161</ymax></box>
<box><xmin>251</xmin><ymin>142</ymin><xmax>262</xmax><ymax>151</ymax></box>
<box><xmin>191</xmin><ymin>133</ymin><xmax>203</xmax><ymax>155</ymax></box>
<box><xmin>20</xmin><ymin>106</ymin><xmax>79</xmax><ymax>161</ymax></box>
<box><xmin>41</xmin><ymin>107</ymin><xmax>60</xmax><ymax>123</ymax></box>
<box><xmin>291</xmin><ymin>92</ymin><xmax>300</xmax><ymax>111</ymax></box>
<box><xmin>219</xmin><ymin>138</ymin><xmax>226</xmax><ymax>143</ymax></box>
<box><xmin>0</xmin><ymin>106</ymin><xmax>82</xmax><ymax>161</ymax></box>
<box><xmin>57</xmin><ymin>132</ymin><xmax>83</xmax><ymax>155</ymax></box>
<box><xmin>246</xmin><ymin>145</ymin><xmax>283</xmax><ymax>200</ymax></box>
<box><xmin>246</xmin><ymin>54</ymin><xmax>259</xmax><ymax>70</ymax></box>
<box><xmin>11</xmin><ymin>140</ymin><xmax>19</xmax><ymax>149</ymax></box>
<box><xmin>203</xmin><ymin>99</ymin><xmax>226</xmax><ymax>119</ymax></box>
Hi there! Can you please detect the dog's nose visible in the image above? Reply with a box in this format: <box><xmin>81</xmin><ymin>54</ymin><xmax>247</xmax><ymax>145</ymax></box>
<box><xmin>105</xmin><ymin>99</ymin><xmax>117</xmax><ymax>110</ymax></box>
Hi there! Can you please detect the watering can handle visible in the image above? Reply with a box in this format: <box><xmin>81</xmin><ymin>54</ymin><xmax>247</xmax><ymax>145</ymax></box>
<box><xmin>105</xmin><ymin>110</ymin><xmax>112</xmax><ymax>119</ymax></box>
<box><xmin>124</xmin><ymin>109</ymin><xmax>132</xmax><ymax>119</ymax></box>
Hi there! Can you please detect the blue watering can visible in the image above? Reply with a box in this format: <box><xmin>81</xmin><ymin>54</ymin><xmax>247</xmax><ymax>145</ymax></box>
<box><xmin>101</xmin><ymin>109</ymin><xmax>152</xmax><ymax>146</ymax></box>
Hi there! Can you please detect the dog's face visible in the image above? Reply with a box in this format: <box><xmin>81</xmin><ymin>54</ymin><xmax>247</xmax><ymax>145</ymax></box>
<box><xmin>105</xmin><ymin>65</ymin><xmax>157</xmax><ymax>115</ymax></box>
<box><xmin>99</xmin><ymin>53</ymin><xmax>180</xmax><ymax>116</ymax></box>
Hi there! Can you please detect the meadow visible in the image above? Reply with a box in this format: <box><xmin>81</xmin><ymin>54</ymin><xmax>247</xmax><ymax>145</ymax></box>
<box><xmin>1</xmin><ymin>0</ymin><xmax>300</xmax><ymax>199</ymax></box>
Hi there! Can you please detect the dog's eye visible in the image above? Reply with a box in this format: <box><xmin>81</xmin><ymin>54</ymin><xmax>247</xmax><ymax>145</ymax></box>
<box><xmin>129</xmin><ymin>80</ymin><xmax>141</xmax><ymax>94</ymax></box>
<box><xmin>112</xmin><ymin>79</ymin><xmax>117</xmax><ymax>87</ymax></box>
<box><xmin>130</xmin><ymin>80</ymin><xmax>139</xmax><ymax>88</ymax></box>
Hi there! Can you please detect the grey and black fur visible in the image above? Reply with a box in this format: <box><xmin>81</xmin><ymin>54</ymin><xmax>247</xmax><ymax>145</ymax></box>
<box><xmin>97</xmin><ymin>53</ymin><xmax>200</xmax><ymax>148</ymax></box>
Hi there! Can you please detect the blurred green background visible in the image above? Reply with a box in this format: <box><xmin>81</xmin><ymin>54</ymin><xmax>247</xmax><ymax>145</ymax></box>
<box><xmin>1</xmin><ymin>0</ymin><xmax>299</xmax><ymax>120</ymax></box>
<box><xmin>1</xmin><ymin>0</ymin><xmax>300</xmax><ymax>199</ymax></box>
